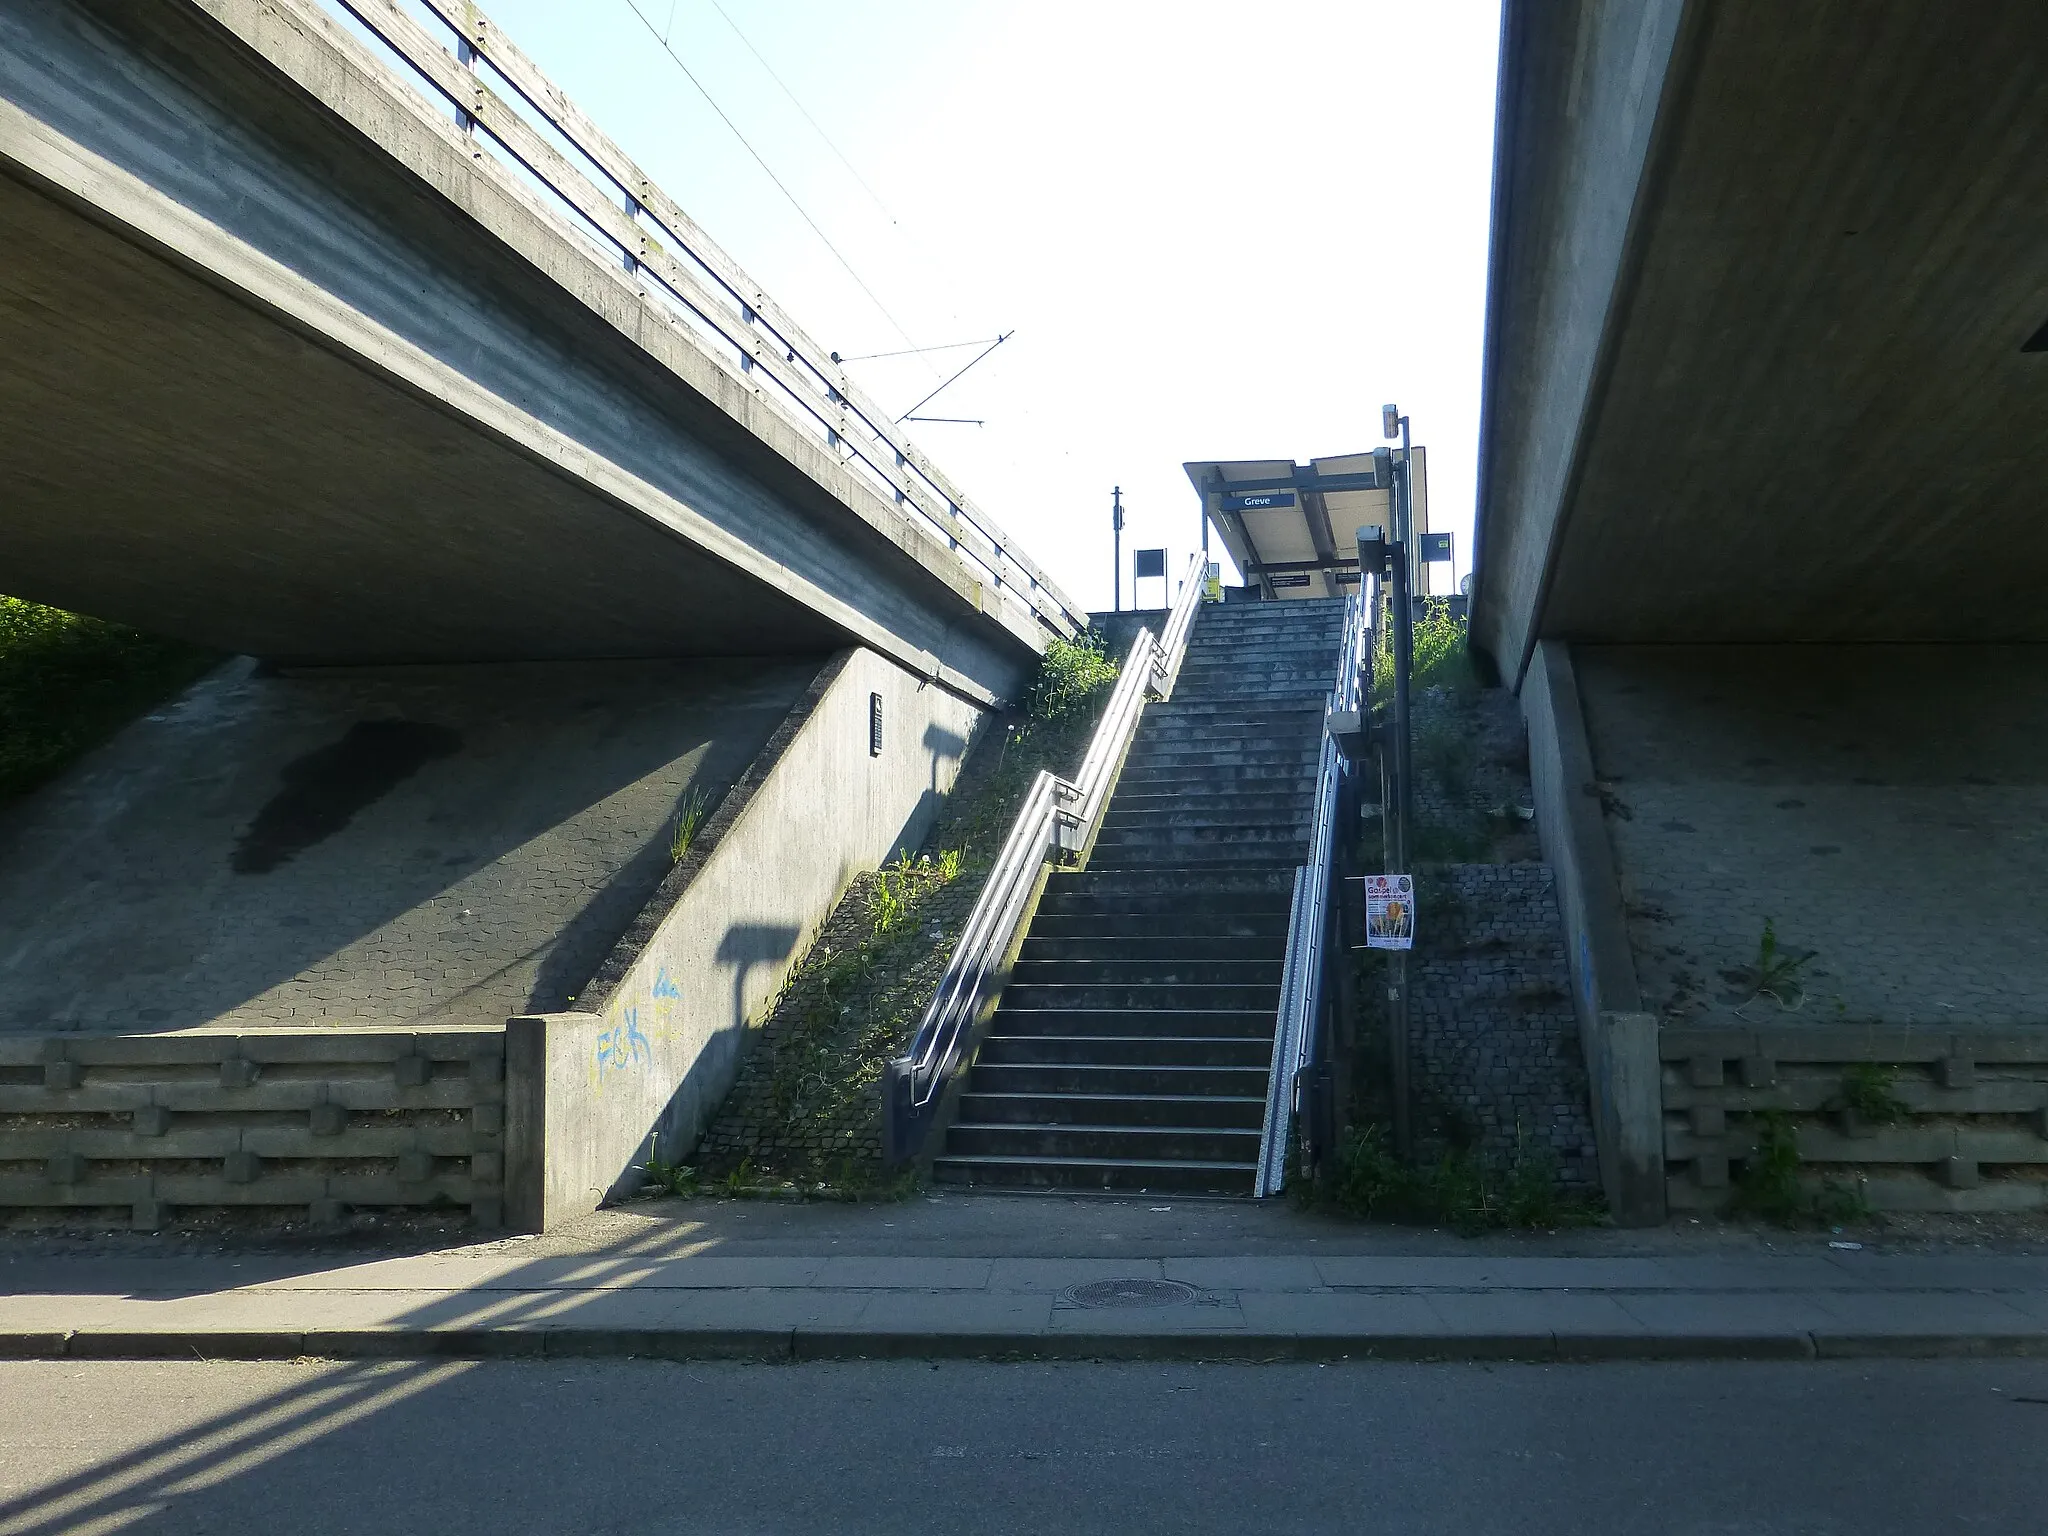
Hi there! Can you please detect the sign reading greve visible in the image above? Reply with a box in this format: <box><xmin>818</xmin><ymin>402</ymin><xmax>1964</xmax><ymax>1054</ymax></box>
<box><xmin>1223</xmin><ymin>492</ymin><xmax>1297</xmax><ymax>512</ymax></box>
<box><xmin>1362</xmin><ymin>873</ymin><xmax>1414</xmax><ymax>950</ymax></box>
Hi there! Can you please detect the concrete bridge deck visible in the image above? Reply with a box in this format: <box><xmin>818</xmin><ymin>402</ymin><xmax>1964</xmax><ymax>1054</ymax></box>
<box><xmin>0</xmin><ymin>0</ymin><xmax>1075</xmax><ymax>702</ymax></box>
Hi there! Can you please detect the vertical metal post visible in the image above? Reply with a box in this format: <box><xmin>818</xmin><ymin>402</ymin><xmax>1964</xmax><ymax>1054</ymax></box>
<box><xmin>1112</xmin><ymin>486</ymin><xmax>1124</xmax><ymax>613</ymax></box>
<box><xmin>1387</xmin><ymin>524</ymin><xmax>1415</xmax><ymax>1158</ymax></box>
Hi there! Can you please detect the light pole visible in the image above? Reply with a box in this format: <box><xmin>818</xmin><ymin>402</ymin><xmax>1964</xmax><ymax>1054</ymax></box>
<box><xmin>1112</xmin><ymin>486</ymin><xmax>1124</xmax><ymax>613</ymax></box>
<box><xmin>1379</xmin><ymin>406</ymin><xmax>1417</xmax><ymax>1158</ymax></box>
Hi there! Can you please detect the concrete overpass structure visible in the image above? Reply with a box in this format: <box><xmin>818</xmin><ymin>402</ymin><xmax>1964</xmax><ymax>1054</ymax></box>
<box><xmin>0</xmin><ymin>0</ymin><xmax>1080</xmax><ymax>702</ymax></box>
<box><xmin>1474</xmin><ymin>0</ymin><xmax>2048</xmax><ymax>676</ymax></box>
<box><xmin>1476</xmin><ymin>1</ymin><xmax>2048</xmax><ymax>1224</ymax></box>
<box><xmin>0</xmin><ymin>0</ymin><xmax>1088</xmax><ymax>1229</ymax></box>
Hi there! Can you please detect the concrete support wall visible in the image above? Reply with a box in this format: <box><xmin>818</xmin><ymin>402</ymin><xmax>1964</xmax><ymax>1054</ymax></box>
<box><xmin>1519</xmin><ymin>639</ymin><xmax>1664</xmax><ymax>1222</ymax></box>
<box><xmin>506</xmin><ymin>648</ymin><xmax>981</xmax><ymax>1229</ymax></box>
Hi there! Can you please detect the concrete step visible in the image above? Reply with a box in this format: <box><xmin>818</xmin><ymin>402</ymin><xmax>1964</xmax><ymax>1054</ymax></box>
<box><xmin>1026</xmin><ymin>911</ymin><xmax>1292</xmax><ymax>939</ymax></box>
<box><xmin>1115</xmin><ymin>762</ymin><xmax>1314</xmax><ymax>788</ymax></box>
<box><xmin>929</xmin><ymin>1153</ymin><xmax>1256</xmax><ymax>1195</ymax></box>
<box><xmin>989</xmin><ymin>1006</ymin><xmax>1279</xmax><ymax>1038</ymax></box>
<box><xmin>1009</xmin><ymin>958</ymin><xmax>1283</xmax><ymax>987</ymax></box>
<box><xmin>1121</xmin><ymin>746</ymin><xmax>1321</xmax><ymax>771</ymax></box>
<box><xmin>1017</xmin><ymin>933</ymin><xmax>1285</xmax><ymax>961</ymax></box>
<box><xmin>1092</xmin><ymin>825</ymin><xmax>1310</xmax><ymax>850</ymax></box>
<box><xmin>1109</xmin><ymin>786</ymin><xmax>1314</xmax><ymax>809</ymax></box>
<box><xmin>1105</xmin><ymin>806</ymin><xmax>1310</xmax><ymax>831</ymax></box>
<box><xmin>1042</xmin><ymin>867</ymin><xmax>1295</xmax><ymax>901</ymax></box>
<box><xmin>1000</xmin><ymin>981</ymin><xmax>1282</xmax><ymax>1011</ymax></box>
<box><xmin>944</xmin><ymin>1121</ymin><xmax>1264</xmax><ymax>1164</ymax></box>
<box><xmin>968</xmin><ymin>1062</ymin><xmax>1272</xmax><ymax>1097</ymax></box>
<box><xmin>976</xmin><ymin>1033</ymin><xmax>1274</xmax><ymax>1067</ymax></box>
<box><xmin>1086</xmin><ymin>847</ymin><xmax>1303</xmax><ymax>871</ymax></box>
<box><xmin>956</xmin><ymin>1092</ymin><xmax>1267</xmax><ymax>1130</ymax></box>
<box><xmin>1148</xmin><ymin>698</ymin><xmax>1326</xmax><ymax>718</ymax></box>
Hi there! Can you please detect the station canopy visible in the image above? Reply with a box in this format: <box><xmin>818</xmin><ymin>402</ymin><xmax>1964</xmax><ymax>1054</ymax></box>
<box><xmin>1184</xmin><ymin>451</ymin><xmax>1427</xmax><ymax>601</ymax></box>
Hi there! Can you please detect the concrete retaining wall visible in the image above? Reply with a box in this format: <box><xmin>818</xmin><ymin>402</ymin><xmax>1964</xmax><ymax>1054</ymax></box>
<box><xmin>506</xmin><ymin>647</ymin><xmax>982</xmax><ymax>1230</ymax></box>
<box><xmin>1518</xmin><ymin>639</ymin><xmax>1663</xmax><ymax>1222</ymax></box>
<box><xmin>0</xmin><ymin>1026</ymin><xmax>504</xmax><ymax>1228</ymax></box>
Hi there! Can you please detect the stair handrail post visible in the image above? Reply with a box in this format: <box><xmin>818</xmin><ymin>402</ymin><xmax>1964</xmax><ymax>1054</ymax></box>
<box><xmin>1149</xmin><ymin>553</ymin><xmax>1207</xmax><ymax>702</ymax></box>
<box><xmin>883</xmin><ymin>571</ymin><xmax>1206</xmax><ymax>1168</ymax></box>
<box><xmin>1254</xmin><ymin>580</ymin><xmax>1367</xmax><ymax>1195</ymax></box>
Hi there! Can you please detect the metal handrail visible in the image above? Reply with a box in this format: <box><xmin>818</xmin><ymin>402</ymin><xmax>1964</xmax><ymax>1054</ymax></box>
<box><xmin>307</xmin><ymin>0</ymin><xmax>1084</xmax><ymax>640</ymax></box>
<box><xmin>1255</xmin><ymin>582</ymin><xmax>1365</xmax><ymax>1195</ymax></box>
<box><xmin>884</xmin><ymin>556</ymin><xmax>1206</xmax><ymax>1164</ymax></box>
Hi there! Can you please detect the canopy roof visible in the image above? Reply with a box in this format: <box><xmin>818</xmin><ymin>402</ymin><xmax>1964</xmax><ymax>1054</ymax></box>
<box><xmin>1184</xmin><ymin>451</ymin><xmax>1428</xmax><ymax>600</ymax></box>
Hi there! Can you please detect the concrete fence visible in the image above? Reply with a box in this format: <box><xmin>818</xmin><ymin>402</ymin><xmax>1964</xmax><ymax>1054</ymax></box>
<box><xmin>0</xmin><ymin>1026</ymin><xmax>505</xmax><ymax>1228</ymax></box>
<box><xmin>1662</xmin><ymin>1025</ymin><xmax>2048</xmax><ymax>1213</ymax></box>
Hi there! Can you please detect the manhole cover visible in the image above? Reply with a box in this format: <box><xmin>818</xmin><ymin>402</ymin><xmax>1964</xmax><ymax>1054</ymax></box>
<box><xmin>1063</xmin><ymin>1278</ymin><xmax>1199</xmax><ymax>1309</ymax></box>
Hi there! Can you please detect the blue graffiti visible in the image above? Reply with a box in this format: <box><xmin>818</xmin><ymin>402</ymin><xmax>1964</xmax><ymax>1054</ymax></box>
<box><xmin>595</xmin><ymin>1007</ymin><xmax>653</xmax><ymax>1076</ymax></box>
<box><xmin>651</xmin><ymin>968</ymin><xmax>682</xmax><ymax>1001</ymax></box>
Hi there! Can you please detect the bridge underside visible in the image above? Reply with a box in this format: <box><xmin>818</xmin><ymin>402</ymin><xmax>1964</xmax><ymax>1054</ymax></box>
<box><xmin>0</xmin><ymin>0</ymin><xmax>1046</xmax><ymax>700</ymax></box>
<box><xmin>1476</xmin><ymin>0</ymin><xmax>2048</xmax><ymax>674</ymax></box>
<box><xmin>0</xmin><ymin>173</ymin><xmax>841</xmax><ymax>666</ymax></box>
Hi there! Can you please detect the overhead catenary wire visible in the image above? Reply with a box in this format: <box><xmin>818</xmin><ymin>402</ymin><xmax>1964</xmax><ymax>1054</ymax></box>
<box><xmin>617</xmin><ymin>0</ymin><xmax>926</xmax><ymax>358</ymax></box>
<box><xmin>701</xmin><ymin>0</ymin><xmax>905</xmax><ymax>231</ymax></box>
<box><xmin>834</xmin><ymin>337</ymin><xmax>1007</xmax><ymax>364</ymax></box>
<box><xmin>896</xmin><ymin>331</ymin><xmax>1013</xmax><ymax>422</ymax></box>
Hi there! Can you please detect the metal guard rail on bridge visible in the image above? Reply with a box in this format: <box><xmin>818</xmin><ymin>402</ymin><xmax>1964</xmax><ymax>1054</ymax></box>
<box><xmin>1255</xmin><ymin>581</ymin><xmax>1366</xmax><ymax>1197</ymax></box>
<box><xmin>317</xmin><ymin>0</ymin><xmax>1083</xmax><ymax>641</ymax></box>
<box><xmin>883</xmin><ymin>557</ymin><xmax>1206</xmax><ymax>1166</ymax></box>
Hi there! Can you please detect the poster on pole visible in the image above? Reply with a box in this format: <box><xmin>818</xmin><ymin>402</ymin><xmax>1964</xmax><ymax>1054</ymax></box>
<box><xmin>1363</xmin><ymin>874</ymin><xmax>1415</xmax><ymax>950</ymax></box>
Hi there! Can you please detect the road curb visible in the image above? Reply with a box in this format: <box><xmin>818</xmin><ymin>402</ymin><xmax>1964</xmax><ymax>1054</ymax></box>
<box><xmin>5</xmin><ymin>1326</ymin><xmax>2044</xmax><ymax>1364</ymax></box>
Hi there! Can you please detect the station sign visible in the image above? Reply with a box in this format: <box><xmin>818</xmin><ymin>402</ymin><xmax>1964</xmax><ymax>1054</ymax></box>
<box><xmin>1224</xmin><ymin>491</ymin><xmax>1297</xmax><ymax>512</ymax></box>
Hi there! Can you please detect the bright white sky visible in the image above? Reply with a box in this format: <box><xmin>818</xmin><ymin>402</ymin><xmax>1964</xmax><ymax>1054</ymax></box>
<box><xmin>426</xmin><ymin>0</ymin><xmax>1502</xmax><ymax>613</ymax></box>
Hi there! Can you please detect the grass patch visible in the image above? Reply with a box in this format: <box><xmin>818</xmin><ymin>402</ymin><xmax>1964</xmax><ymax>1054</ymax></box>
<box><xmin>668</xmin><ymin>786</ymin><xmax>712</xmax><ymax>864</ymax></box>
<box><xmin>0</xmin><ymin>596</ymin><xmax>219</xmax><ymax>804</ymax></box>
<box><xmin>1301</xmin><ymin>1121</ymin><xmax>1601</xmax><ymax>1234</ymax></box>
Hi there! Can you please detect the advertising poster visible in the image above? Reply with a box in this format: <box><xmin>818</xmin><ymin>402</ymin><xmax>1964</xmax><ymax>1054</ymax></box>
<box><xmin>1364</xmin><ymin>873</ymin><xmax>1415</xmax><ymax>950</ymax></box>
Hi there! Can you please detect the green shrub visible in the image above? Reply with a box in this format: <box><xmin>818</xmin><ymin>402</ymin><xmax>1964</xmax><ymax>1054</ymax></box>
<box><xmin>1373</xmin><ymin>598</ymin><xmax>1474</xmax><ymax>703</ymax></box>
<box><xmin>0</xmin><ymin>597</ymin><xmax>218</xmax><ymax>802</ymax></box>
<box><xmin>1027</xmin><ymin>631</ymin><xmax>1119</xmax><ymax>723</ymax></box>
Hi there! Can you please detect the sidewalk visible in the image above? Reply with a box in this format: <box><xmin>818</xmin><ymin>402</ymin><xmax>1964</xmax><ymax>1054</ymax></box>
<box><xmin>6</xmin><ymin>1195</ymin><xmax>2048</xmax><ymax>1363</ymax></box>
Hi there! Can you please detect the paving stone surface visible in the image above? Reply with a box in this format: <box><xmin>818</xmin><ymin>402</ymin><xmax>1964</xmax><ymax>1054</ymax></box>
<box><xmin>1576</xmin><ymin>645</ymin><xmax>2048</xmax><ymax>1028</ymax></box>
<box><xmin>0</xmin><ymin>656</ymin><xmax>816</xmax><ymax>1032</ymax></box>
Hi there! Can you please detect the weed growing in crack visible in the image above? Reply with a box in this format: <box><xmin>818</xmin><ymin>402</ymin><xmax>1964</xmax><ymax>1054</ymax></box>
<box><xmin>1839</xmin><ymin>1062</ymin><xmax>1910</xmax><ymax>1125</ymax></box>
<box><xmin>669</xmin><ymin>786</ymin><xmax>712</xmax><ymax>864</ymax></box>
<box><xmin>1730</xmin><ymin>1110</ymin><xmax>1866</xmax><ymax>1225</ymax></box>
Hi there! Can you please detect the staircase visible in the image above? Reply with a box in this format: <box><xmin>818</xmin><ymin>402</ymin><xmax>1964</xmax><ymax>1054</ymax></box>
<box><xmin>932</xmin><ymin>597</ymin><xmax>1347</xmax><ymax>1195</ymax></box>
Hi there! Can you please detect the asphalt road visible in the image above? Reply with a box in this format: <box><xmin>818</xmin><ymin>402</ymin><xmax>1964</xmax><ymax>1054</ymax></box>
<box><xmin>3</xmin><ymin>1358</ymin><xmax>2046</xmax><ymax>1535</ymax></box>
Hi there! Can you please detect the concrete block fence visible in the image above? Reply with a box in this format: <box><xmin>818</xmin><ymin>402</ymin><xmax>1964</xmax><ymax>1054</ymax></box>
<box><xmin>1662</xmin><ymin>1025</ymin><xmax>2048</xmax><ymax>1213</ymax></box>
<box><xmin>0</xmin><ymin>1026</ymin><xmax>505</xmax><ymax>1227</ymax></box>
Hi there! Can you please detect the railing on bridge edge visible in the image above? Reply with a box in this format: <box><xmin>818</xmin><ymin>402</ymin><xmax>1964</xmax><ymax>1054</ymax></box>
<box><xmin>1254</xmin><ymin>579</ymin><xmax>1367</xmax><ymax>1197</ymax></box>
<box><xmin>312</xmin><ymin>0</ymin><xmax>1084</xmax><ymax>641</ymax></box>
<box><xmin>882</xmin><ymin>556</ymin><xmax>1206</xmax><ymax>1166</ymax></box>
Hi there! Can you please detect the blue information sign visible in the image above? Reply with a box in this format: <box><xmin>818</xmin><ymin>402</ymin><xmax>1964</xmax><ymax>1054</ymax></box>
<box><xmin>1132</xmin><ymin>547</ymin><xmax>1166</xmax><ymax>580</ymax></box>
<box><xmin>1420</xmin><ymin>531</ymin><xmax>1454</xmax><ymax>564</ymax></box>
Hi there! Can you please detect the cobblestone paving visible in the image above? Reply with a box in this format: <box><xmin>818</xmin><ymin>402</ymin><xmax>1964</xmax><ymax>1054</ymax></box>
<box><xmin>0</xmin><ymin>656</ymin><xmax>816</xmax><ymax>1032</ymax></box>
<box><xmin>1576</xmin><ymin>645</ymin><xmax>2048</xmax><ymax>1029</ymax></box>
<box><xmin>1407</xmin><ymin>864</ymin><xmax>1599</xmax><ymax>1190</ymax></box>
